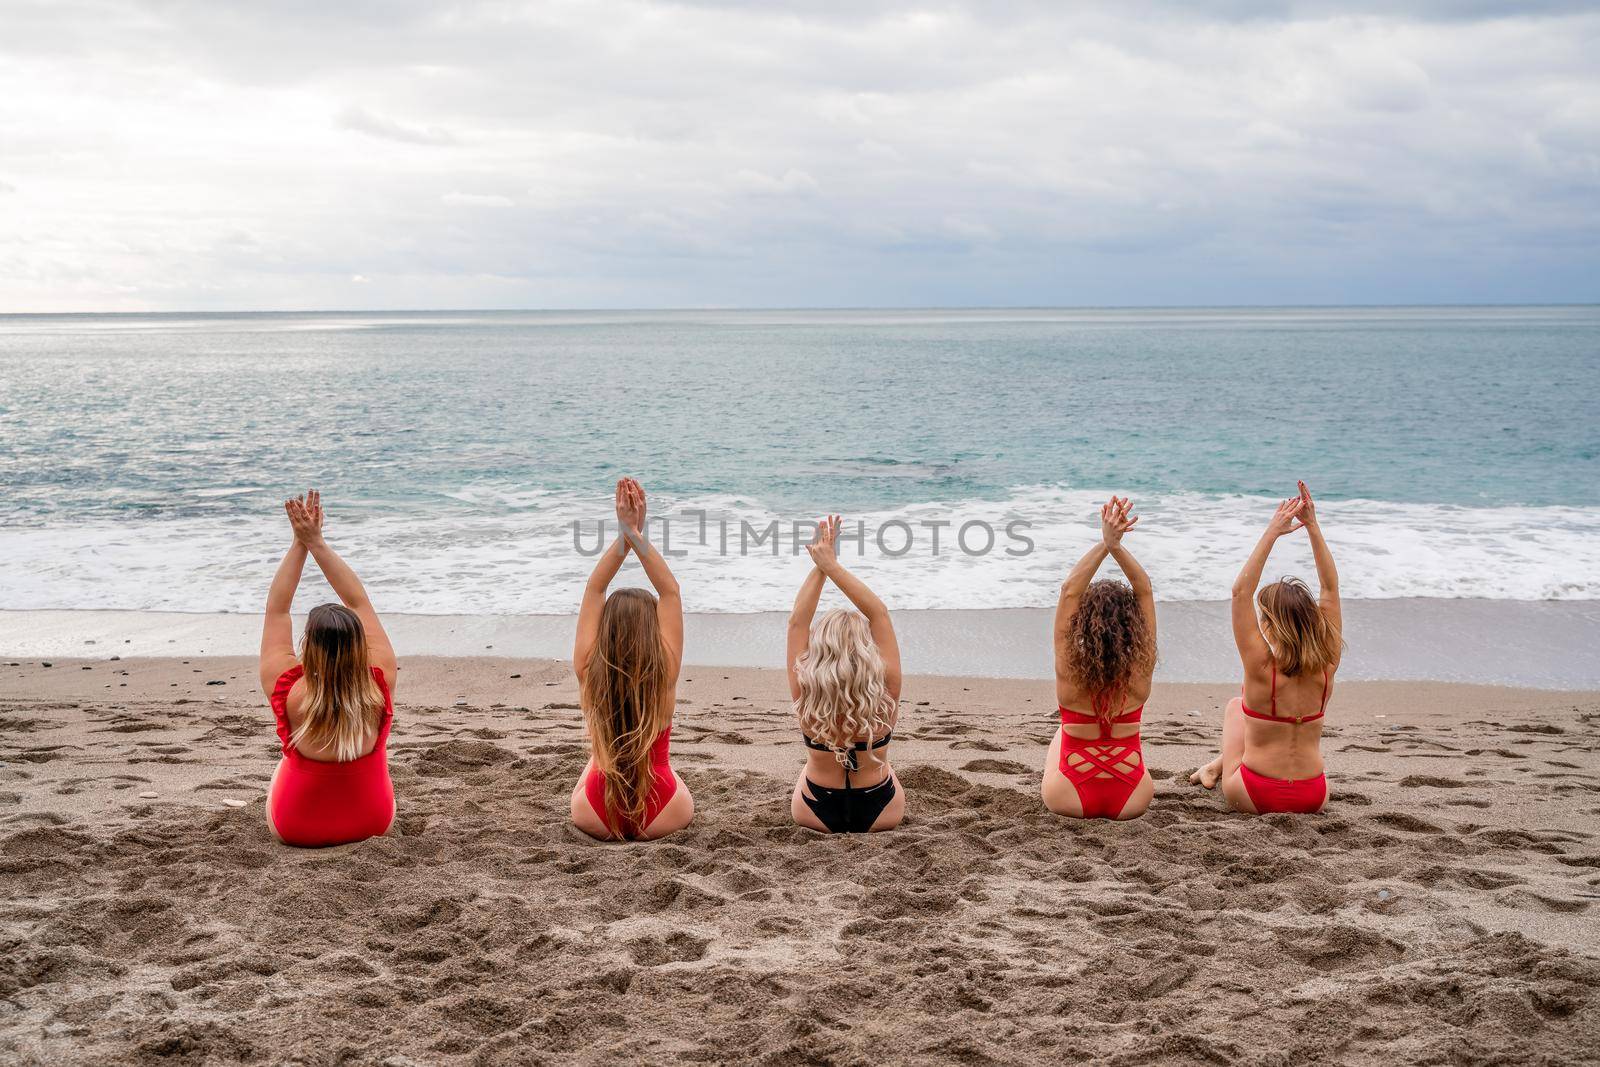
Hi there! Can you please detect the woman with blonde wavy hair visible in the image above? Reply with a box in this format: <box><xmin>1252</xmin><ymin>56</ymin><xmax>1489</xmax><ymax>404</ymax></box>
<box><xmin>786</xmin><ymin>515</ymin><xmax>904</xmax><ymax>833</ymax></box>
<box><xmin>569</xmin><ymin>478</ymin><xmax>693</xmax><ymax>841</ymax></box>
<box><xmin>1044</xmin><ymin>496</ymin><xmax>1158</xmax><ymax>820</ymax></box>
<box><xmin>1191</xmin><ymin>481</ymin><xmax>1344</xmax><ymax>814</ymax></box>
<box><xmin>259</xmin><ymin>490</ymin><xmax>398</xmax><ymax>847</ymax></box>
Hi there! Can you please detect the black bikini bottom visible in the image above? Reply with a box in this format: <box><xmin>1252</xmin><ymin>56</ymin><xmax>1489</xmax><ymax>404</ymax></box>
<box><xmin>802</xmin><ymin>773</ymin><xmax>897</xmax><ymax>834</ymax></box>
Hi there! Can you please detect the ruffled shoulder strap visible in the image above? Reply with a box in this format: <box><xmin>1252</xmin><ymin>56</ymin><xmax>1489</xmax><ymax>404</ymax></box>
<box><xmin>270</xmin><ymin>665</ymin><xmax>304</xmax><ymax>715</ymax></box>
<box><xmin>370</xmin><ymin>666</ymin><xmax>395</xmax><ymax>738</ymax></box>
<box><xmin>270</xmin><ymin>665</ymin><xmax>304</xmax><ymax>753</ymax></box>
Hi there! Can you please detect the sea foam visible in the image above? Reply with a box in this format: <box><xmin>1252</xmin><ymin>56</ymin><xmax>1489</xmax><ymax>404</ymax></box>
<box><xmin>1</xmin><ymin>487</ymin><xmax>1594</xmax><ymax>614</ymax></box>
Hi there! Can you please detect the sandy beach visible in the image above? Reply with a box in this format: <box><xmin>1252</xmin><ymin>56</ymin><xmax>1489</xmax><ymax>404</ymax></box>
<box><xmin>2</xmin><ymin>655</ymin><xmax>1597</xmax><ymax>1064</ymax></box>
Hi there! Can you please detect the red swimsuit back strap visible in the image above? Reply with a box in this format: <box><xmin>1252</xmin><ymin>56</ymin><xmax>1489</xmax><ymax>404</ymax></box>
<box><xmin>269</xmin><ymin>665</ymin><xmax>304</xmax><ymax>753</ymax></box>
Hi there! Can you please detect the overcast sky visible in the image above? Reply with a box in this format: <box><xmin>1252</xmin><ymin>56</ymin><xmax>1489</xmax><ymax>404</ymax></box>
<box><xmin>1</xmin><ymin>1</ymin><xmax>1596</xmax><ymax>311</ymax></box>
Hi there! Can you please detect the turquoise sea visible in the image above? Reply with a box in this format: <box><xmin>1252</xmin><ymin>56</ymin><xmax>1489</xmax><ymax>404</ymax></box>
<box><xmin>1</xmin><ymin>307</ymin><xmax>1597</xmax><ymax>615</ymax></box>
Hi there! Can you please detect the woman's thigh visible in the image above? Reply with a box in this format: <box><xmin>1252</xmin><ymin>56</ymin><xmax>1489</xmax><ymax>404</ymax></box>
<box><xmin>1221</xmin><ymin>767</ymin><xmax>1258</xmax><ymax>813</ymax></box>
<box><xmin>640</xmin><ymin>772</ymin><xmax>694</xmax><ymax>839</ymax></box>
<box><xmin>569</xmin><ymin>762</ymin><xmax>613</xmax><ymax>840</ymax></box>
<box><xmin>868</xmin><ymin>772</ymin><xmax>905</xmax><ymax>832</ymax></box>
<box><xmin>790</xmin><ymin>770</ymin><xmax>830</xmax><ymax>832</ymax></box>
<box><xmin>1040</xmin><ymin>730</ymin><xmax>1085</xmax><ymax>817</ymax></box>
<box><xmin>265</xmin><ymin>758</ymin><xmax>286</xmax><ymax>843</ymax></box>
<box><xmin>1114</xmin><ymin>767</ymin><xmax>1155</xmax><ymax>820</ymax></box>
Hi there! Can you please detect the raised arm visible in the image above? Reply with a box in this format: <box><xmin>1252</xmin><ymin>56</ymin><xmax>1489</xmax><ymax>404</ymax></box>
<box><xmin>622</xmin><ymin>479</ymin><xmax>683</xmax><ymax>676</ymax></box>
<box><xmin>1054</xmin><ymin>498</ymin><xmax>1142</xmax><ymax>679</ymax></box>
<box><xmin>1298</xmin><ymin>480</ymin><xmax>1342</xmax><ymax>655</ymax></box>
<box><xmin>1232</xmin><ymin>495</ymin><xmax>1305</xmax><ymax>671</ymax></box>
<box><xmin>259</xmin><ymin>508</ymin><xmax>309</xmax><ymax>696</ymax></box>
<box><xmin>1106</xmin><ymin>513</ymin><xmax>1155</xmax><ymax>648</ymax></box>
<box><xmin>786</xmin><ymin>517</ymin><xmax>834</xmax><ymax>701</ymax></box>
<box><xmin>573</xmin><ymin>479</ymin><xmax>683</xmax><ymax>683</ymax></box>
<box><xmin>805</xmin><ymin>515</ymin><xmax>901</xmax><ymax>701</ymax></box>
<box><xmin>291</xmin><ymin>491</ymin><xmax>397</xmax><ymax>687</ymax></box>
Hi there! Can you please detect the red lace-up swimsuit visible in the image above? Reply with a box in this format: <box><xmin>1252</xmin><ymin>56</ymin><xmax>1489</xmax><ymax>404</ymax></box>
<box><xmin>583</xmin><ymin>727</ymin><xmax>678</xmax><ymax>839</ymax></box>
<box><xmin>268</xmin><ymin>665</ymin><xmax>395</xmax><ymax>847</ymax></box>
<box><xmin>1238</xmin><ymin>666</ymin><xmax>1329</xmax><ymax>814</ymax></box>
<box><xmin>1058</xmin><ymin>703</ymin><xmax>1146</xmax><ymax>819</ymax></box>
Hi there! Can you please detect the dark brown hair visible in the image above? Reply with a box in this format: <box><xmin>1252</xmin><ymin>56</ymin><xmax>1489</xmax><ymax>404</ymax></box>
<box><xmin>1066</xmin><ymin>580</ymin><xmax>1156</xmax><ymax>721</ymax></box>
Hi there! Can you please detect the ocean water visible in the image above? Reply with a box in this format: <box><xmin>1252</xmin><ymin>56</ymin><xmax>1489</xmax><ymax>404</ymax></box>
<box><xmin>1</xmin><ymin>307</ymin><xmax>1596</xmax><ymax>615</ymax></box>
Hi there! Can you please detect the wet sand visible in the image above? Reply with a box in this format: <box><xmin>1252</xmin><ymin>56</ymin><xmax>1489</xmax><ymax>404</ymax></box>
<box><xmin>2</xmin><ymin>656</ymin><xmax>1598</xmax><ymax>1064</ymax></box>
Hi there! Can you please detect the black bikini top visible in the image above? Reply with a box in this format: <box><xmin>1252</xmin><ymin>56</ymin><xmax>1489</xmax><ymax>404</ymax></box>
<box><xmin>801</xmin><ymin>731</ymin><xmax>892</xmax><ymax>770</ymax></box>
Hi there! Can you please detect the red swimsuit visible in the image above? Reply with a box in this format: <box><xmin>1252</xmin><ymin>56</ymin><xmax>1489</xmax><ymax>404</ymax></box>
<box><xmin>583</xmin><ymin>727</ymin><xmax>678</xmax><ymax>838</ymax></box>
<box><xmin>1238</xmin><ymin>666</ymin><xmax>1329</xmax><ymax>814</ymax></box>
<box><xmin>268</xmin><ymin>665</ymin><xmax>395</xmax><ymax>847</ymax></box>
<box><xmin>1058</xmin><ymin>704</ymin><xmax>1146</xmax><ymax>819</ymax></box>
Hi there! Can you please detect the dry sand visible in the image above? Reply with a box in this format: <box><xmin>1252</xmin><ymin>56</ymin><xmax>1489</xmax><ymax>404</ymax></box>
<box><xmin>2</xmin><ymin>656</ymin><xmax>1598</xmax><ymax>1065</ymax></box>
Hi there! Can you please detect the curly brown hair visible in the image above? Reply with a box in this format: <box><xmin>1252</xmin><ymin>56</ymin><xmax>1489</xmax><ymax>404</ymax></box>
<box><xmin>1066</xmin><ymin>579</ymin><xmax>1156</xmax><ymax>720</ymax></box>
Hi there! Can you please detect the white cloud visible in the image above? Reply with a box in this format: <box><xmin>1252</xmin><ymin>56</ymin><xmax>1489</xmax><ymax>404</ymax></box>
<box><xmin>0</xmin><ymin>2</ymin><xmax>1594</xmax><ymax>310</ymax></box>
<box><xmin>337</xmin><ymin>105</ymin><xmax>459</xmax><ymax>146</ymax></box>
<box><xmin>441</xmin><ymin>192</ymin><xmax>515</xmax><ymax>207</ymax></box>
<box><xmin>729</xmin><ymin>169</ymin><xmax>819</xmax><ymax>195</ymax></box>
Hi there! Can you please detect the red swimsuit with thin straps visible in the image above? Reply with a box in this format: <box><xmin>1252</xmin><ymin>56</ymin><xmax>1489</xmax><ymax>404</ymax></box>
<box><xmin>268</xmin><ymin>665</ymin><xmax>395</xmax><ymax>847</ymax></box>
<box><xmin>583</xmin><ymin>727</ymin><xmax>678</xmax><ymax>839</ymax></box>
<box><xmin>1058</xmin><ymin>704</ymin><xmax>1145</xmax><ymax>819</ymax></box>
<box><xmin>1238</xmin><ymin>665</ymin><xmax>1329</xmax><ymax>814</ymax></box>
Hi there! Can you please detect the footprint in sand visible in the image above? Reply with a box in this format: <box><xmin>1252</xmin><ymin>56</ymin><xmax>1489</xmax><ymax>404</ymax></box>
<box><xmin>627</xmin><ymin>930</ymin><xmax>709</xmax><ymax>966</ymax></box>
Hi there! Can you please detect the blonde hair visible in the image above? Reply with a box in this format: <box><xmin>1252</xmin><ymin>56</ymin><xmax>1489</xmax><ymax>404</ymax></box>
<box><xmin>293</xmin><ymin>603</ymin><xmax>384</xmax><ymax>761</ymax></box>
<box><xmin>1257</xmin><ymin>577</ymin><xmax>1344</xmax><ymax>677</ymax></box>
<box><xmin>794</xmin><ymin>609</ymin><xmax>895</xmax><ymax>765</ymax></box>
<box><xmin>581</xmin><ymin>588</ymin><xmax>674</xmax><ymax>836</ymax></box>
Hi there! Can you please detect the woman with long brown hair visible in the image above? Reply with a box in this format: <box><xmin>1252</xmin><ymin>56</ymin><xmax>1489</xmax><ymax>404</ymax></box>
<box><xmin>569</xmin><ymin>478</ymin><xmax>693</xmax><ymax>840</ymax></box>
<box><xmin>786</xmin><ymin>515</ymin><xmax>904</xmax><ymax>833</ymax></box>
<box><xmin>1191</xmin><ymin>481</ymin><xmax>1344</xmax><ymax>813</ymax></box>
<box><xmin>1043</xmin><ymin>496</ymin><xmax>1158</xmax><ymax>820</ymax></box>
<box><xmin>259</xmin><ymin>490</ymin><xmax>398</xmax><ymax>847</ymax></box>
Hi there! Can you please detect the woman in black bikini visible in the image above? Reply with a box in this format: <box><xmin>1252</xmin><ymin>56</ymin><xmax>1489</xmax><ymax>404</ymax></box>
<box><xmin>786</xmin><ymin>515</ymin><xmax>904</xmax><ymax>833</ymax></box>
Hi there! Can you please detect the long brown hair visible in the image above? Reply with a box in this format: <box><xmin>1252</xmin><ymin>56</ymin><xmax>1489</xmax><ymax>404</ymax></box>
<box><xmin>580</xmin><ymin>587</ymin><xmax>673</xmax><ymax>836</ymax></box>
<box><xmin>294</xmin><ymin>603</ymin><xmax>384</xmax><ymax>761</ymax></box>
<box><xmin>1257</xmin><ymin>577</ymin><xmax>1343</xmax><ymax>677</ymax></box>
<box><xmin>1066</xmin><ymin>579</ymin><xmax>1156</xmax><ymax>721</ymax></box>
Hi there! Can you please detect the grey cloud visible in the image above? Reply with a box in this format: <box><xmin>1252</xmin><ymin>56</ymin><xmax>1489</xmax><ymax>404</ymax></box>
<box><xmin>337</xmin><ymin>105</ymin><xmax>459</xmax><ymax>146</ymax></box>
<box><xmin>0</xmin><ymin>1</ymin><xmax>1595</xmax><ymax>311</ymax></box>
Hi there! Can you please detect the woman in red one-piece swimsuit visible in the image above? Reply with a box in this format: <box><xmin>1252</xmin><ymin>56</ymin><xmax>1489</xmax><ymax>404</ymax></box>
<box><xmin>258</xmin><ymin>490</ymin><xmax>399</xmax><ymax>847</ymax></box>
<box><xmin>1191</xmin><ymin>481</ymin><xmax>1345</xmax><ymax>814</ymax></box>
<box><xmin>568</xmin><ymin>478</ymin><xmax>693</xmax><ymax>841</ymax></box>
<box><xmin>1042</xmin><ymin>496</ymin><xmax>1159</xmax><ymax>821</ymax></box>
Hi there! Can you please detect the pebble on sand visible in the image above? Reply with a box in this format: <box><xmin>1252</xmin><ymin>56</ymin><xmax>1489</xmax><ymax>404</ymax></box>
<box><xmin>138</xmin><ymin>792</ymin><xmax>159</xmax><ymax>799</ymax></box>
<box><xmin>221</xmin><ymin>798</ymin><xmax>247</xmax><ymax>808</ymax></box>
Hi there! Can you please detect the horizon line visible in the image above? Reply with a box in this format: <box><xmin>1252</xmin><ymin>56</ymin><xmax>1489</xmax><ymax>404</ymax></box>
<box><xmin>2</xmin><ymin>301</ymin><xmax>1598</xmax><ymax>317</ymax></box>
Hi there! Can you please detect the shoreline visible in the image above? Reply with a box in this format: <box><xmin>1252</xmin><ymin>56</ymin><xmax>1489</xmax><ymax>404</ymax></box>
<box><xmin>4</xmin><ymin>597</ymin><xmax>1599</xmax><ymax>688</ymax></box>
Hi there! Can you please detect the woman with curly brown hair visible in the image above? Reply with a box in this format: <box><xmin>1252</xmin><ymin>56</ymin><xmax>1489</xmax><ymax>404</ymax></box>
<box><xmin>1042</xmin><ymin>496</ymin><xmax>1158</xmax><ymax>820</ymax></box>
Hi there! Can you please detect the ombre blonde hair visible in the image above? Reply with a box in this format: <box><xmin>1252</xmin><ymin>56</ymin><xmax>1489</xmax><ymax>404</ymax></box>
<box><xmin>293</xmin><ymin>603</ymin><xmax>384</xmax><ymax>761</ymax></box>
<box><xmin>581</xmin><ymin>588</ymin><xmax>674</xmax><ymax>836</ymax></box>
<box><xmin>1257</xmin><ymin>577</ymin><xmax>1344</xmax><ymax>677</ymax></box>
<box><xmin>794</xmin><ymin>609</ymin><xmax>895</xmax><ymax>765</ymax></box>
